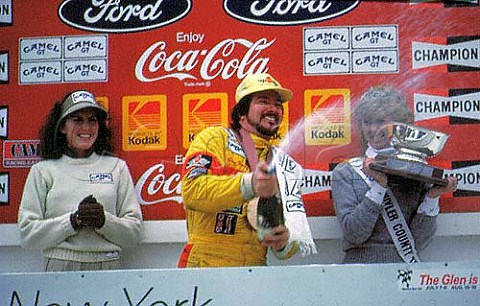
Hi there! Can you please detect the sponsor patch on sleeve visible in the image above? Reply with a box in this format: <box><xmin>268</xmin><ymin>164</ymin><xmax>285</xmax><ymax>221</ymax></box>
<box><xmin>185</xmin><ymin>154</ymin><xmax>212</xmax><ymax>179</ymax></box>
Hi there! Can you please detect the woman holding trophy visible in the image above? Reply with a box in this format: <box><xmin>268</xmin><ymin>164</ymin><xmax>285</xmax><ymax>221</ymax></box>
<box><xmin>331</xmin><ymin>86</ymin><xmax>457</xmax><ymax>264</ymax></box>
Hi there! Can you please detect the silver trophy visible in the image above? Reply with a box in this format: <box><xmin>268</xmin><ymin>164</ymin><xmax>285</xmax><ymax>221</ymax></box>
<box><xmin>369</xmin><ymin>122</ymin><xmax>449</xmax><ymax>187</ymax></box>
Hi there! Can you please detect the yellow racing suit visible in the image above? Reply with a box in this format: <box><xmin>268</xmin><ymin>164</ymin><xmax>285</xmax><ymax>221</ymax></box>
<box><xmin>178</xmin><ymin>126</ymin><xmax>296</xmax><ymax>267</ymax></box>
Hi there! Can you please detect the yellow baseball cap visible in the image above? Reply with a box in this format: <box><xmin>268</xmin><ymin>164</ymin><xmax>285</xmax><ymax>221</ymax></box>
<box><xmin>235</xmin><ymin>73</ymin><xmax>293</xmax><ymax>103</ymax></box>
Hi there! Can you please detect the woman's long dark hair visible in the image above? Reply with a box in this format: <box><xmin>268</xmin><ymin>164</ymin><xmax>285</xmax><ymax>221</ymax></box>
<box><xmin>39</xmin><ymin>96</ymin><xmax>113</xmax><ymax>160</ymax></box>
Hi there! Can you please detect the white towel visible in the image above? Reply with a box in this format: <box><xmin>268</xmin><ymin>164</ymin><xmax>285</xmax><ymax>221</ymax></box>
<box><xmin>273</xmin><ymin>149</ymin><xmax>317</xmax><ymax>256</ymax></box>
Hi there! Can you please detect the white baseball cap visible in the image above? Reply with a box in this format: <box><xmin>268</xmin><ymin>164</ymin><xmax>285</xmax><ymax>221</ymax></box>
<box><xmin>59</xmin><ymin>90</ymin><xmax>106</xmax><ymax>121</ymax></box>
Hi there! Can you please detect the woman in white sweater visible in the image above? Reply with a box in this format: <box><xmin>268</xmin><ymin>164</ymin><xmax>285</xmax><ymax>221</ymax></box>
<box><xmin>18</xmin><ymin>90</ymin><xmax>143</xmax><ymax>271</ymax></box>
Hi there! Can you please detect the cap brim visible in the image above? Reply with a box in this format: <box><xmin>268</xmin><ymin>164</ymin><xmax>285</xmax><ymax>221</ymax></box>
<box><xmin>238</xmin><ymin>87</ymin><xmax>293</xmax><ymax>103</ymax></box>
<box><xmin>60</xmin><ymin>102</ymin><xmax>106</xmax><ymax>121</ymax></box>
<box><xmin>274</xmin><ymin>88</ymin><xmax>293</xmax><ymax>103</ymax></box>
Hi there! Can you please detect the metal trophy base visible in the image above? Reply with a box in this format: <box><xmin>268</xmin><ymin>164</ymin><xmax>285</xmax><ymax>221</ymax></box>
<box><xmin>369</xmin><ymin>155</ymin><xmax>448</xmax><ymax>187</ymax></box>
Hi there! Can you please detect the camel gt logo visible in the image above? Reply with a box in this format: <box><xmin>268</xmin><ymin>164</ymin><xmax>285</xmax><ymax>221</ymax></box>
<box><xmin>224</xmin><ymin>0</ymin><xmax>360</xmax><ymax>25</ymax></box>
<box><xmin>59</xmin><ymin>0</ymin><xmax>192</xmax><ymax>33</ymax></box>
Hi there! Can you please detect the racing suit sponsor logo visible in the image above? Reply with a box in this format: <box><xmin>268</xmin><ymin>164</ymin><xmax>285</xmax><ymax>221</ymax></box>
<box><xmin>58</xmin><ymin>0</ymin><xmax>191</xmax><ymax>33</ymax></box>
<box><xmin>227</xmin><ymin>136</ymin><xmax>246</xmax><ymax>158</ymax></box>
<box><xmin>214</xmin><ymin>212</ymin><xmax>237</xmax><ymax>235</ymax></box>
<box><xmin>185</xmin><ymin>154</ymin><xmax>212</xmax><ymax>179</ymax></box>
<box><xmin>224</xmin><ymin>0</ymin><xmax>360</xmax><ymax>25</ymax></box>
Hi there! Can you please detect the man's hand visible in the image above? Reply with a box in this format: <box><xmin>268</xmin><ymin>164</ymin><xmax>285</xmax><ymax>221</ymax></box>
<box><xmin>261</xmin><ymin>224</ymin><xmax>290</xmax><ymax>251</ymax></box>
<box><xmin>252</xmin><ymin>162</ymin><xmax>279</xmax><ymax>198</ymax></box>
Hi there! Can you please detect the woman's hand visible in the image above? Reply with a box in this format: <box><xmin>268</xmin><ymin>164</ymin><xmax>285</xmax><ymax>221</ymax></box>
<box><xmin>427</xmin><ymin>176</ymin><xmax>457</xmax><ymax>198</ymax></box>
<box><xmin>362</xmin><ymin>157</ymin><xmax>388</xmax><ymax>187</ymax></box>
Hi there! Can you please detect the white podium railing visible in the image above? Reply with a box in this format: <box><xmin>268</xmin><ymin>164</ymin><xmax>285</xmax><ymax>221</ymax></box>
<box><xmin>1</xmin><ymin>261</ymin><xmax>479</xmax><ymax>306</ymax></box>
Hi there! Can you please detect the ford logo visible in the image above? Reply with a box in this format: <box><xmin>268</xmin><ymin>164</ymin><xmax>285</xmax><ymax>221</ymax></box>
<box><xmin>58</xmin><ymin>0</ymin><xmax>192</xmax><ymax>33</ymax></box>
<box><xmin>224</xmin><ymin>0</ymin><xmax>360</xmax><ymax>25</ymax></box>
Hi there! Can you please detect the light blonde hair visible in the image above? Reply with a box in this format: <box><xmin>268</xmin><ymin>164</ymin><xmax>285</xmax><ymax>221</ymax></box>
<box><xmin>353</xmin><ymin>85</ymin><xmax>413</xmax><ymax>152</ymax></box>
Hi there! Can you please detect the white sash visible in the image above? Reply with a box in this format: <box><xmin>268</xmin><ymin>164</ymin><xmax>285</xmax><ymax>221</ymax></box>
<box><xmin>349</xmin><ymin>158</ymin><xmax>421</xmax><ymax>263</ymax></box>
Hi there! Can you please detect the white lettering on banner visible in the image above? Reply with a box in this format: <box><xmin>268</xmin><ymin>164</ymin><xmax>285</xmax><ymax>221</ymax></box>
<box><xmin>135</xmin><ymin>38</ymin><xmax>274</xmax><ymax>82</ymax></box>
<box><xmin>176</xmin><ymin>32</ymin><xmax>205</xmax><ymax>44</ymax></box>
<box><xmin>65</xmin><ymin>35</ymin><xmax>107</xmax><ymax>58</ymax></box>
<box><xmin>0</xmin><ymin>52</ymin><xmax>8</xmax><ymax>83</ymax></box>
<box><xmin>19</xmin><ymin>61</ymin><xmax>62</xmax><ymax>83</ymax></box>
<box><xmin>304</xmin><ymin>27</ymin><xmax>350</xmax><ymax>50</ymax></box>
<box><xmin>352</xmin><ymin>26</ymin><xmax>398</xmax><ymax>49</ymax></box>
<box><xmin>414</xmin><ymin>92</ymin><xmax>480</xmax><ymax>121</ymax></box>
<box><xmin>0</xmin><ymin>172</ymin><xmax>8</xmax><ymax>204</ymax></box>
<box><xmin>444</xmin><ymin>166</ymin><xmax>480</xmax><ymax>192</ymax></box>
<box><xmin>83</xmin><ymin>0</ymin><xmax>164</xmax><ymax>24</ymax></box>
<box><xmin>135</xmin><ymin>163</ymin><xmax>182</xmax><ymax>205</ymax></box>
<box><xmin>304</xmin><ymin>51</ymin><xmax>350</xmax><ymax>74</ymax></box>
<box><xmin>301</xmin><ymin>169</ymin><xmax>331</xmax><ymax>195</ymax></box>
<box><xmin>19</xmin><ymin>37</ymin><xmax>62</xmax><ymax>61</ymax></box>
<box><xmin>0</xmin><ymin>0</ymin><xmax>13</xmax><ymax>24</ymax></box>
<box><xmin>250</xmin><ymin>0</ymin><xmax>332</xmax><ymax>16</ymax></box>
<box><xmin>412</xmin><ymin>40</ymin><xmax>480</xmax><ymax>69</ymax></box>
<box><xmin>352</xmin><ymin>50</ymin><xmax>399</xmax><ymax>73</ymax></box>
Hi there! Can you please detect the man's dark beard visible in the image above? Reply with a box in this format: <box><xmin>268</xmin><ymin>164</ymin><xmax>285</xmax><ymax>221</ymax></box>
<box><xmin>247</xmin><ymin>116</ymin><xmax>279</xmax><ymax>137</ymax></box>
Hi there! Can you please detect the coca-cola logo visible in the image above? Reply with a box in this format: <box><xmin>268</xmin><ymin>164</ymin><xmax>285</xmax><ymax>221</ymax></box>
<box><xmin>135</xmin><ymin>163</ymin><xmax>182</xmax><ymax>205</ymax></box>
<box><xmin>135</xmin><ymin>38</ymin><xmax>274</xmax><ymax>82</ymax></box>
<box><xmin>58</xmin><ymin>0</ymin><xmax>191</xmax><ymax>33</ymax></box>
<box><xmin>223</xmin><ymin>0</ymin><xmax>360</xmax><ymax>25</ymax></box>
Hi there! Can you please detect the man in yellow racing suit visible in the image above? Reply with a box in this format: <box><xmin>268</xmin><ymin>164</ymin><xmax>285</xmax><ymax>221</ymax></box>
<box><xmin>178</xmin><ymin>73</ymin><xmax>298</xmax><ymax>267</ymax></box>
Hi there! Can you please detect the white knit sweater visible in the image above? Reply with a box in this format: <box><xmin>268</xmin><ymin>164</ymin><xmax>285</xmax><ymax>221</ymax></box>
<box><xmin>18</xmin><ymin>153</ymin><xmax>143</xmax><ymax>263</ymax></box>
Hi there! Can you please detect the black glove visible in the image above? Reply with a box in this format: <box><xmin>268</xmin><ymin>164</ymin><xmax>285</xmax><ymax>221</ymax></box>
<box><xmin>71</xmin><ymin>195</ymin><xmax>105</xmax><ymax>229</ymax></box>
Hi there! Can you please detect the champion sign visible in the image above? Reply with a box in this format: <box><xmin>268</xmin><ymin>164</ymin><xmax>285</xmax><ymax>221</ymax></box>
<box><xmin>58</xmin><ymin>0</ymin><xmax>191</xmax><ymax>33</ymax></box>
<box><xmin>224</xmin><ymin>0</ymin><xmax>360</xmax><ymax>25</ymax></box>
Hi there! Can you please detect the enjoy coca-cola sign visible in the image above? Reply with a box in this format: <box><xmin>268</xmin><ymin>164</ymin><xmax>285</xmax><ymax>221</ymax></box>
<box><xmin>223</xmin><ymin>0</ymin><xmax>360</xmax><ymax>25</ymax></box>
<box><xmin>135</xmin><ymin>38</ymin><xmax>274</xmax><ymax>82</ymax></box>
<box><xmin>58</xmin><ymin>0</ymin><xmax>191</xmax><ymax>33</ymax></box>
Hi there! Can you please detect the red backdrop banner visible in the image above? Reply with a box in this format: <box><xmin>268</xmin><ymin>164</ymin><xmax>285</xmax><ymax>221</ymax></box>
<box><xmin>0</xmin><ymin>0</ymin><xmax>479</xmax><ymax>223</ymax></box>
